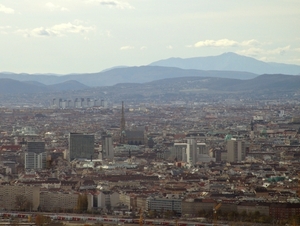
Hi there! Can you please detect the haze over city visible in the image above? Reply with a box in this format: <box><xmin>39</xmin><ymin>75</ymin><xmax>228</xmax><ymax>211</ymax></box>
<box><xmin>1</xmin><ymin>0</ymin><xmax>300</xmax><ymax>74</ymax></box>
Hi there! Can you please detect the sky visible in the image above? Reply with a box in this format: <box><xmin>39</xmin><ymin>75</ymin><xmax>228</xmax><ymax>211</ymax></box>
<box><xmin>0</xmin><ymin>0</ymin><xmax>300</xmax><ymax>74</ymax></box>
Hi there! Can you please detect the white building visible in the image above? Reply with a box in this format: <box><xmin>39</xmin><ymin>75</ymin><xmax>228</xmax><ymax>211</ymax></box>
<box><xmin>25</xmin><ymin>141</ymin><xmax>47</xmax><ymax>169</ymax></box>
<box><xmin>172</xmin><ymin>138</ymin><xmax>210</xmax><ymax>165</ymax></box>
<box><xmin>97</xmin><ymin>191</ymin><xmax>120</xmax><ymax>210</ymax></box>
<box><xmin>101</xmin><ymin>133</ymin><xmax>114</xmax><ymax>160</ymax></box>
<box><xmin>25</xmin><ymin>152</ymin><xmax>47</xmax><ymax>169</ymax></box>
<box><xmin>146</xmin><ymin>196</ymin><xmax>182</xmax><ymax>214</ymax></box>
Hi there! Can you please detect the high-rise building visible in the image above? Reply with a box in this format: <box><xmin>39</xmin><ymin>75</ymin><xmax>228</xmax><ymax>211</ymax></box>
<box><xmin>172</xmin><ymin>139</ymin><xmax>209</xmax><ymax>165</ymax></box>
<box><xmin>101</xmin><ymin>132</ymin><xmax>114</xmax><ymax>160</ymax></box>
<box><xmin>25</xmin><ymin>141</ymin><xmax>46</xmax><ymax>169</ymax></box>
<box><xmin>25</xmin><ymin>152</ymin><xmax>47</xmax><ymax>169</ymax></box>
<box><xmin>226</xmin><ymin>139</ymin><xmax>246</xmax><ymax>162</ymax></box>
<box><xmin>27</xmin><ymin>141</ymin><xmax>45</xmax><ymax>154</ymax></box>
<box><xmin>68</xmin><ymin>133</ymin><xmax>94</xmax><ymax>161</ymax></box>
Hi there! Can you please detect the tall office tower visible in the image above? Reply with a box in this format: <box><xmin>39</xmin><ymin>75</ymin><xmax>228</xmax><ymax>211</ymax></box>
<box><xmin>120</xmin><ymin>101</ymin><xmax>126</xmax><ymax>143</ymax></box>
<box><xmin>226</xmin><ymin>139</ymin><xmax>246</xmax><ymax>162</ymax></box>
<box><xmin>52</xmin><ymin>98</ymin><xmax>60</xmax><ymax>108</ymax></box>
<box><xmin>67</xmin><ymin>100</ymin><xmax>72</xmax><ymax>108</ymax></box>
<box><xmin>81</xmin><ymin>98</ymin><xmax>87</xmax><ymax>108</ymax></box>
<box><xmin>68</xmin><ymin>133</ymin><xmax>95</xmax><ymax>161</ymax></box>
<box><xmin>187</xmin><ymin>138</ymin><xmax>197</xmax><ymax>165</ymax></box>
<box><xmin>187</xmin><ymin>138</ymin><xmax>207</xmax><ymax>165</ymax></box>
<box><xmin>74</xmin><ymin>98</ymin><xmax>80</xmax><ymax>108</ymax></box>
<box><xmin>101</xmin><ymin>132</ymin><xmax>114</xmax><ymax>160</ymax></box>
<box><xmin>25</xmin><ymin>141</ymin><xmax>46</xmax><ymax>169</ymax></box>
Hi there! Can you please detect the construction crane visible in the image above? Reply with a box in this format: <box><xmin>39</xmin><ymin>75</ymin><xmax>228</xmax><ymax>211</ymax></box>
<box><xmin>213</xmin><ymin>203</ymin><xmax>222</xmax><ymax>226</ymax></box>
<box><xmin>298</xmin><ymin>173</ymin><xmax>300</xmax><ymax>198</ymax></box>
<box><xmin>139</xmin><ymin>208</ymin><xmax>144</xmax><ymax>226</ymax></box>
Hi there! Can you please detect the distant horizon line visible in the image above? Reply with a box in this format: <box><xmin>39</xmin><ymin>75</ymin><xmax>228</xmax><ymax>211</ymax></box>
<box><xmin>1</xmin><ymin>52</ymin><xmax>299</xmax><ymax>75</ymax></box>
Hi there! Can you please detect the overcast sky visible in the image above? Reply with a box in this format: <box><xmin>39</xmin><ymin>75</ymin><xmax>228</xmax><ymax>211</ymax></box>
<box><xmin>0</xmin><ymin>0</ymin><xmax>299</xmax><ymax>74</ymax></box>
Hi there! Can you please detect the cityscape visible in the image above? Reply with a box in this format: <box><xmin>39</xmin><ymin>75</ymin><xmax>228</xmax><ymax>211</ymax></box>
<box><xmin>1</xmin><ymin>1</ymin><xmax>300</xmax><ymax>225</ymax></box>
<box><xmin>1</xmin><ymin>94</ymin><xmax>300</xmax><ymax>225</ymax></box>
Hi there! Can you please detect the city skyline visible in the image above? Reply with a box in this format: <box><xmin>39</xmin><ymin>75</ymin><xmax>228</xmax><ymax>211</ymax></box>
<box><xmin>0</xmin><ymin>0</ymin><xmax>299</xmax><ymax>74</ymax></box>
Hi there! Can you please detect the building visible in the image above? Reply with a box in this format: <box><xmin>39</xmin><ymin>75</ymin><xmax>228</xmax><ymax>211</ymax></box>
<box><xmin>40</xmin><ymin>191</ymin><xmax>78</xmax><ymax>212</ymax></box>
<box><xmin>97</xmin><ymin>191</ymin><xmax>120</xmax><ymax>210</ymax></box>
<box><xmin>172</xmin><ymin>139</ymin><xmax>209</xmax><ymax>165</ymax></box>
<box><xmin>25</xmin><ymin>141</ymin><xmax>47</xmax><ymax>169</ymax></box>
<box><xmin>0</xmin><ymin>185</ymin><xmax>40</xmax><ymax>211</ymax></box>
<box><xmin>124</xmin><ymin>130</ymin><xmax>146</xmax><ymax>145</ymax></box>
<box><xmin>146</xmin><ymin>196</ymin><xmax>182</xmax><ymax>215</ymax></box>
<box><xmin>101</xmin><ymin>132</ymin><xmax>114</xmax><ymax>160</ymax></box>
<box><xmin>25</xmin><ymin>152</ymin><xmax>47</xmax><ymax>169</ymax></box>
<box><xmin>69</xmin><ymin>133</ymin><xmax>95</xmax><ymax>161</ymax></box>
<box><xmin>226</xmin><ymin>139</ymin><xmax>246</xmax><ymax>162</ymax></box>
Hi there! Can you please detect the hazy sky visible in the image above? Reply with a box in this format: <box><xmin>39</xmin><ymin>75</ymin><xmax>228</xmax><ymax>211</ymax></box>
<box><xmin>1</xmin><ymin>0</ymin><xmax>299</xmax><ymax>74</ymax></box>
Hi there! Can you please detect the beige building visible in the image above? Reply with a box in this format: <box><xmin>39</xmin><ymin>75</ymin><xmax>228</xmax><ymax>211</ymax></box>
<box><xmin>226</xmin><ymin>139</ymin><xmax>246</xmax><ymax>162</ymax></box>
<box><xmin>0</xmin><ymin>185</ymin><xmax>40</xmax><ymax>211</ymax></box>
<box><xmin>182</xmin><ymin>199</ymin><xmax>215</xmax><ymax>216</ymax></box>
<box><xmin>119</xmin><ymin>192</ymin><xmax>136</xmax><ymax>210</ymax></box>
<box><xmin>136</xmin><ymin>195</ymin><xmax>148</xmax><ymax>210</ymax></box>
<box><xmin>40</xmin><ymin>191</ymin><xmax>78</xmax><ymax>212</ymax></box>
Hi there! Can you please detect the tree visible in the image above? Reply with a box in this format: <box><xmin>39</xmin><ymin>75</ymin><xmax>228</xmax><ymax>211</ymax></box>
<box><xmin>15</xmin><ymin>195</ymin><xmax>27</xmax><ymax>211</ymax></box>
<box><xmin>76</xmin><ymin>194</ymin><xmax>88</xmax><ymax>213</ymax></box>
<box><xmin>198</xmin><ymin>209</ymin><xmax>206</xmax><ymax>217</ymax></box>
<box><xmin>35</xmin><ymin>214</ymin><xmax>50</xmax><ymax>226</ymax></box>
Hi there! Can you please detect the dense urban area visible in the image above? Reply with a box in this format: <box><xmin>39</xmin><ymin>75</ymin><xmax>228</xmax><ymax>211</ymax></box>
<box><xmin>1</xmin><ymin>96</ymin><xmax>300</xmax><ymax>226</ymax></box>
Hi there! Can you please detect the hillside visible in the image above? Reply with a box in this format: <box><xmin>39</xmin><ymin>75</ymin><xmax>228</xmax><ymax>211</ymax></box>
<box><xmin>0</xmin><ymin>66</ymin><xmax>257</xmax><ymax>87</ymax></box>
<box><xmin>0</xmin><ymin>79</ymin><xmax>88</xmax><ymax>94</ymax></box>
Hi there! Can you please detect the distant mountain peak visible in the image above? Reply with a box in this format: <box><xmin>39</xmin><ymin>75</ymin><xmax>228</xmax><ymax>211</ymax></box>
<box><xmin>149</xmin><ymin>52</ymin><xmax>300</xmax><ymax>75</ymax></box>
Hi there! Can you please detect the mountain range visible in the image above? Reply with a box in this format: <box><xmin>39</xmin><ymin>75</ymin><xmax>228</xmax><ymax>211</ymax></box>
<box><xmin>0</xmin><ymin>52</ymin><xmax>300</xmax><ymax>95</ymax></box>
<box><xmin>0</xmin><ymin>66</ymin><xmax>256</xmax><ymax>87</ymax></box>
<box><xmin>150</xmin><ymin>52</ymin><xmax>300</xmax><ymax>75</ymax></box>
<box><xmin>1</xmin><ymin>74</ymin><xmax>300</xmax><ymax>96</ymax></box>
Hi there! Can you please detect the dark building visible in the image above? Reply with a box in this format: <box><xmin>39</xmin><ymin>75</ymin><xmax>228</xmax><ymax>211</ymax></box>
<box><xmin>68</xmin><ymin>133</ymin><xmax>94</xmax><ymax>161</ymax></box>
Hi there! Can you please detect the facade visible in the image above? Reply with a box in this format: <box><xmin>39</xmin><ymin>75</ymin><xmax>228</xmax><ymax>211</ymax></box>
<box><xmin>119</xmin><ymin>192</ymin><xmax>134</xmax><ymax>209</ymax></box>
<box><xmin>136</xmin><ymin>195</ymin><xmax>148</xmax><ymax>211</ymax></box>
<box><xmin>25</xmin><ymin>141</ymin><xmax>46</xmax><ymax>169</ymax></box>
<box><xmin>124</xmin><ymin>130</ymin><xmax>146</xmax><ymax>145</ymax></box>
<box><xmin>40</xmin><ymin>191</ymin><xmax>78</xmax><ymax>212</ymax></box>
<box><xmin>97</xmin><ymin>191</ymin><xmax>120</xmax><ymax>210</ymax></box>
<box><xmin>27</xmin><ymin>141</ymin><xmax>45</xmax><ymax>153</ymax></box>
<box><xmin>226</xmin><ymin>139</ymin><xmax>246</xmax><ymax>162</ymax></box>
<box><xmin>182</xmin><ymin>199</ymin><xmax>215</xmax><ymax>216</ymax></box>
<box><xmin>25</xmin><ymin>152</ymin><xmax>47</xmax><ymax>169</ymax></box>
<box><xmin>146</xmin><ymin>196</ymin><xmax>182</xmax><ymax>215</ymax></box>
<box><xmin>68</xmin><ymin>133</ymin><xmax>95</xmax><ymax>161</ymax></box>
<box><xmin>0</xmin><ymin>185</ymin><xmax>40</xmax><ymax>211</ymax></box>
<box><xmin>101</xmin><ymin>133</ymin><xmax>114</xmax><ymax>160</ymax></box>
<box><xmin>172</xmin><ymin>139</ymin><xmax>208</xmax><ymax>164</ymax></box>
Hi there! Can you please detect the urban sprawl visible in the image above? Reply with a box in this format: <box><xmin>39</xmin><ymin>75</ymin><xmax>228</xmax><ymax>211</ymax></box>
<box><xmin>0</xmin><ymin>99</ymin><xmax>300</xmax><ymax>225</ymax></box>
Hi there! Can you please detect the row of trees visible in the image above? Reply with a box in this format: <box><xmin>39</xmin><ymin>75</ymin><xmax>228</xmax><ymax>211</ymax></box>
<box><xmin>14</xmin><ymin>193</ymin><xmax>89</xmax><ymax>213</ymax></box>
<box><xmin>198</xmin><ymin>209</ymin><xmax>272</xmax><ymax>224</ymax></box>
<box><xmin>147</xmin><ymin>209</ymin><xmax>179</xmax><ymax>219</ymax></box>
